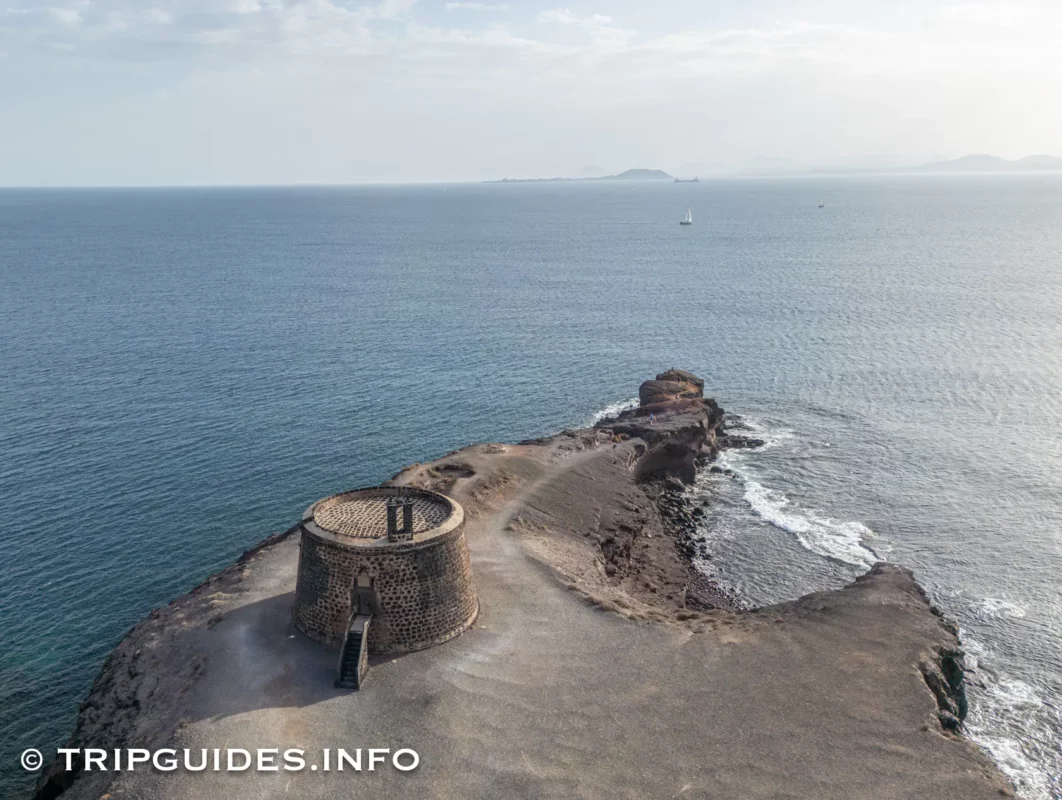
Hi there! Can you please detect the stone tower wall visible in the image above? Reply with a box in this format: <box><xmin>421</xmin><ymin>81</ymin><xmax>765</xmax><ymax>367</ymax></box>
<box><xmin>292</xmin><ymin>521</ymin><xmax>478</xmax><ymax>654</ymax></box>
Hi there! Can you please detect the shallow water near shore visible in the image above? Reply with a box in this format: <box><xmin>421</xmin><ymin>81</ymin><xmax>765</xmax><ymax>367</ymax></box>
<box><xmin>1</xmin><ymin>177</ymin><xmax>1061</xmax><ymax>798</ymax></box>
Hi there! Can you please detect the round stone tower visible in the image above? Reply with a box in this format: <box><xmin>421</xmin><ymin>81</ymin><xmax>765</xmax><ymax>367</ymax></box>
<box><xmin>292</xmin><ymin>486</ymin><xmax>478</xmax><ymax>654</ymax></box>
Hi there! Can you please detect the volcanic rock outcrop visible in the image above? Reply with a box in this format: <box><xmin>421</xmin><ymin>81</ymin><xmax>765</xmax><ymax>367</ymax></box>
<box><xmin>638</xmin><ymin>368</ymin><xmax>705</xmax><ymax>406</ymax></box>
<box><xmin>597</xmin><ymin>369</ymin><xmax>724</xmax><ymax>484</ymax></box>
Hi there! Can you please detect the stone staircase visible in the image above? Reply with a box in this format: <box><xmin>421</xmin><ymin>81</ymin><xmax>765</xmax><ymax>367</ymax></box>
<box><xmin>336</xmin><ymin>615</ymin><xmax>371</xmax><ymax>690</ymax></box>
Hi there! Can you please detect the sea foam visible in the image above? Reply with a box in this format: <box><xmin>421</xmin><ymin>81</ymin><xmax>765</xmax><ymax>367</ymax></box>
<box><xmin>585</xmin><ymin>397</ymin><xmax>639</xmax><ymax>427</ymax></box>
<box><xmin>975</xmin><ymin>597</ymin><xmax>1028</xmax><ymax>620</ymax></box>
<box><xmin>715</xmin><ymin>418</ymin><xmax>880</xmax><ymax>569</ymax></box>
<box><xmin>738</xmin><ymin>476</ymin><xmax>880</xmax><ymax>567</ymax></box>
<box><xmin>965</xmin><ymin>672</ymin><xmax>1055</xmax><ymax>800</ymax></box>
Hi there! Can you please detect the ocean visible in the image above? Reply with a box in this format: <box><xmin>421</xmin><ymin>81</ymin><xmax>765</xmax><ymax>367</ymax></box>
<box><xmin>1</xmin><ymin>177</ymin><xmax>1060</xmax><ymax>798</ymax></box>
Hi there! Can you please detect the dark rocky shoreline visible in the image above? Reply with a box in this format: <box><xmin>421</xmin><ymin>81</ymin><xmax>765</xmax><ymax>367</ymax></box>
<box><xmin>31</xmin><ymin>369</ymin><xmax>1003</xmax><ymax>800</ymax></box>
<box><xmin>596</xmin><ymin>371</ymin><xmax>974</xmax><ymax>733</ymax></box>
<box><xmin>591</xmin><ymin>369</ymin><xmax>765</xmax><ymax>612</ymax></box>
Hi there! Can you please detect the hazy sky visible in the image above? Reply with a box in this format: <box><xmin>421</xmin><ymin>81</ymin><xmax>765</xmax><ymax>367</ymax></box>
<box><xmin>1</xmin><ymin>0</ymin><xmax>1059</xmax><ymax>185</ymax></box>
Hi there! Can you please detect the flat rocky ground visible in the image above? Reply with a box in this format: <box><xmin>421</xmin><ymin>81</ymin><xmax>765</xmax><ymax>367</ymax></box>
<box><xmin>48</xmin><ymin>435</ymin><xmax>1012</xmax><ymax>800</ymax></box>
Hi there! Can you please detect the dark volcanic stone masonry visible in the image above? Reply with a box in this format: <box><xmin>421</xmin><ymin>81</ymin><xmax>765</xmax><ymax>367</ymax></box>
<box><xmin>292</xmin><ymin>486</ymin><xmax>478</xmax><ymax>653</ymax></box>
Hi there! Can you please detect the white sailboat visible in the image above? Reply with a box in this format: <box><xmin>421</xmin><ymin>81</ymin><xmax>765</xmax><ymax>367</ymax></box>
<box><xmin>818</xmin><ymin>198</ymin><xmax>825</xmax><ymax>208</ymax></box>
<box><xmin>679</xmin><ymin>207</ymin><xmax>692</xmax><ymax>225</ymax></box>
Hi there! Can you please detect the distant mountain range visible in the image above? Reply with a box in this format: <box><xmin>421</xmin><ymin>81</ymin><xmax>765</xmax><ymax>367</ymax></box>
<box><xmin>490</xmin><ymin>168</ymin><xmax>673</xmax><ymax>183</ymax></box>
<box><xmin>601</xmin><ymin>168</ymin><xmax>673</xmax><ymax>181</ymax></box>
<box><xmin>490</xmin><ymin>155</ymin><xmax>1062</xmax><ymax>184</ymax></box>
<box><xmin>907</xmin><ymin>154</ymin><xmax>1062</xmax><ymax>173</ymax></box>
<box><xmin>756</xmin><ymin>154</ymin><xmax>1062</xmax><ymax>177</ymax></box>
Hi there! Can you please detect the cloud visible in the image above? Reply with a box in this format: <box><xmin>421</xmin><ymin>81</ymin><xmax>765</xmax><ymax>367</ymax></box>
<box><xmin>538</xmin><ymin>8</ymin><xmax>612</xmax><ymax>26</ymax></box>
<box><xmin>48</xmin><ymin>7</ymin><xmax>83</xmax><ymax>26</ymax></box>
<box><xmin>535</xmin><ymin>6</ymin><xmax>632</xmax><ymax>52</ymax></box>
<box><xmin>3</xmin><ymin>1</ymin><xmax>1056</xmax><ymax>84</ymax></box>
<box><xmin>1</xmin><ymin>0</ymin><xmax>428</xmax><ymax>61</ymax></box>
<box><xmin>146</xmin><ymin>8</ymin><xmax>174</xmax><ymax>24</ymax></box>
<box><xmin>4</xmin><ymin>1</ymin><xmax>1062</xmax><ymax>185</ymax></box>
<box><xmin>445</xmin><ymin>2</ymin><xmax>507</xmax><ymax>10</ymax></box>
<box><xmin>938</xmin><ymin>3</ymin><xmax>1031</xmax><ymax>25</ymax></box>
<box><xmin>375</xmin><ymin>0</ymin><xmax>416</xmax><ymax>19</ymax></box>
<box><xmin>231</xmin><ymin>0</ymin><xmax>263</xmax><ymax>13</ymax></box>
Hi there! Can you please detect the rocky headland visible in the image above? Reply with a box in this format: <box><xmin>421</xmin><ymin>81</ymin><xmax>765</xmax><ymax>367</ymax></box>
<box><xmin>34</xmin><ymin>371</ymin><xmax>1013</xmax><ymax>800</ymax></box>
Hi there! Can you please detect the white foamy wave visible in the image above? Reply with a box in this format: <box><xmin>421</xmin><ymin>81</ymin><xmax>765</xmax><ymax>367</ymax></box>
<box><xmin>728</xmin><ymin>415</ymin><xmax>796</xmax><ymax>450</ymax></box>
<box><xmin>585</xmin><ymin>397</ymin><xmax>638</xmax><ymax>426</ymax></box>
<box><xmin>966</xmin><ymin>675</ymin><xmax>1054</xmax><ymax>800</ymax></box>
<box><xmin>741</xmin><ymin>477</ymin><xmax>880</xmax><ymax>567</ymax></box>
<box><xmin>712</xmin><ymin>442</ymin><xmax>880</xmax><ymax>569</ymax></box>
<box><xmin>715</xmin><ymin>419</ymin><xmax>1056</xmax><ymax>798</ymax></box>
<box><xmin>961</xmin><ymin>633</ymin><xmax>988</xmax><ymax>670</ymax></box>
<box><xmin>975</xmin><ymin>597</ymin><xmax>1028</xmax><ymax>620</ymax></box>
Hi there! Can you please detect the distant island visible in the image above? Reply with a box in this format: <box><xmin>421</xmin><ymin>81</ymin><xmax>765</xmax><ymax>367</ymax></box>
<box><xmin>490</xmin><ymin>155</ymin><xmax>1062</xmax><ymax>183</ymax></box>
<box><xmin>489</xmin><ymin>168</ymin><xmax>673</xmax><ymax>183</ymax></box>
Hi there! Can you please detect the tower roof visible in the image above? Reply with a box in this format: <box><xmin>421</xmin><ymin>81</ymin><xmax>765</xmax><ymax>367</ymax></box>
<box><xmin>302</xmin><ymin>486</ymin><xmax>460</xmax><ymax>546</ymax></box>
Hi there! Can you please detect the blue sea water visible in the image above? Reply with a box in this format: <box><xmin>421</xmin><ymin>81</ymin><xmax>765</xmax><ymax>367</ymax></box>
<box><xmin>1</xmin><ymin>177</ymin><xmax>1060</xmax><ymax>798</ymax></box>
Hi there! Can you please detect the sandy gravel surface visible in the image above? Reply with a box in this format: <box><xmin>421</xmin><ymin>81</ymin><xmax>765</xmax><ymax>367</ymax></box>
<box><xmin>45</xmin><ymin>437</ymin><xmax>1012</xmax><ymax>800</ymax></box>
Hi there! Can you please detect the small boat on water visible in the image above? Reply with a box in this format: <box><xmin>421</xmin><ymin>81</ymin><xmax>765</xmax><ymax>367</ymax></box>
<box><xmin>675</xmin><ymin>177</ymin><xmax>699</xmax><ymax>183</ymax></box>
<box><xmin>818</xmin><ymin>198</ymin><xmax>825</xmax><ymax>208</ymax></box>
<box><xmin>679</xmin><ymin>207</ymin><xmax>692</xmax><ymax>225</ymax></box>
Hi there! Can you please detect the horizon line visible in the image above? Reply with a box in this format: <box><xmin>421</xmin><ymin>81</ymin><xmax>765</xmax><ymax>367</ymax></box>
<box><xmin>5</xmin><ymin>171</ymin><xmax>1062</xmax><ymax>191</ymax></box>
